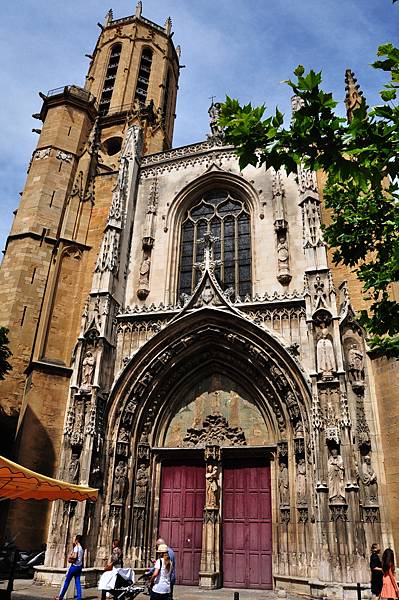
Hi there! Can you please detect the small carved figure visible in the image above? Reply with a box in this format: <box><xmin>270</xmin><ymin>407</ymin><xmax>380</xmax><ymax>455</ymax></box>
<box><xmin>316</xmin><ymin>328</ymin><xmax>336</xmax><ymax>379</ymax></box>
<box><xmin>362</xmin><ymin>455</ymin><xmax>378</xmax><ymax>504</ymax></box>
<box><xmin>68</xmin><ymin>454</ymin><xmax>80</xmax><ymax>484</ymax></box>
<box><xmin>278</xmin><ymin>463</ymin><xmax>289</xmax><ymax>505</ymax></box>
<box><xmin>296</xmin><ymin>458</ymin><xmax>307</xmax><ymax>505</ymax></box>
<box><xmin>270</xmin><ymin>365</ymin><xmax>288</xmax><ymax>390</ymax></box>
<box><xmin>138</xmin><ymin>256</ymin><xmax>151</xmax><ymax>286</ymax></box>
<box><xmin>118</xmin><ymin>427</ymin><xmax>129</xmax><ymax>443</ymax></box>
<box><xmin>113</xmin><ymin>461</ymin><xmax>127</xmax><ymax>503</ymax></box>
<box><xmin>81</xmin><ymin>350</ymin><xmax>96</xmax><ymax>388</ymax></box>
<box><xmin>328</xmin><ymin>448</ymin><xmax>345</xmax><ymax>503</ymax></box>
<box><xmin>347</xmin><ymin>343</ymin><xmax>364</xmax><ymax>382</ymax></box>
<box><xmin>134</xmin><ymin>463</ymin><xmax>149</xmax><ymax>505</ymax></box>
<box><xmin>205</xmin><ymin>465</ymin><xmax>219</xmax><ymax>508</ymax></box>
<box><xmin>208</xmin><ymin>101</ymin><xmax>223</xmax><ymax>136</ymax></box>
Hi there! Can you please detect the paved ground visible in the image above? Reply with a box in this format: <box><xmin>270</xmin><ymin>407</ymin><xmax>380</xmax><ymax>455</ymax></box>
<box><xmin>0</xmin><ymin>579</ymin><xmax>296</xmax><ymax>600</ymax></box>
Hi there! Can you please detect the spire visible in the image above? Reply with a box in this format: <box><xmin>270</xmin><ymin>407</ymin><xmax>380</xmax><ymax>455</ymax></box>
<box><xmin>345</xmin><ymin>69</ymin><xmax>364</xmax><ymax>122</ymax></box>
<box><xmin>135</xmin><ymin>1</ymin><xmax>142</xmax><ymax>18</ymax></box>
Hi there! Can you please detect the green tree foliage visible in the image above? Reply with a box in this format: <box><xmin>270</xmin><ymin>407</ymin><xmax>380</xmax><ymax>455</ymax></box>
<box><xmin>219</xmin><ymin>44</ymin><xmax>399</xmax><ymax>357</ymax></box>
<box><xmin>0</xmin><ymin>327</ymin><xmax>12</xmax><ymax>380</ymax></box>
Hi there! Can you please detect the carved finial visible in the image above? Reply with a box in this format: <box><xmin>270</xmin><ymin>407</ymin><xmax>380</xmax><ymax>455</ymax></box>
<box><xmin>165</xmin><ymin>16</ymin><xmax>172</xmax><ymax>35</ymax></box>
<box><xmin>104</xmin><ymin>9</ymin><xmax>113</xmax><ymax>26</ymax></box>
<box><xmin>176</xmin><ymin>45</ymin><xmax>181</xmax><ymax>60</ymax></box>
<box><xmin>135</xmin><ymin>1</ymin><xmax>142</xmax><ymax>17</ymax></box>
<box><xmin>345</xmin><ymin>69</ymin><xmax>364</xmax><ymax>122</ymax></box>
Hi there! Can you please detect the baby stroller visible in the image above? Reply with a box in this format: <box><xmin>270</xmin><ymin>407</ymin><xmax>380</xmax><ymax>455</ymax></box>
<box><xmin>99</xmin><ymin>568</ymin><xmax>145</xmax><ymax>599</ymax></box>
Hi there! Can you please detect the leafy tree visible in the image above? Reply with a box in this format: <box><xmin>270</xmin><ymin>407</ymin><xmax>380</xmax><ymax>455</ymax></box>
<box><xmin>0</xmin><ymin>327</ymin><xmax>12</xmax><ymax>380</ymax></box>
<box><xmin>219</xmin><ymin>43</ymin><xmax>399</xmax><ymax>357</ymax></box>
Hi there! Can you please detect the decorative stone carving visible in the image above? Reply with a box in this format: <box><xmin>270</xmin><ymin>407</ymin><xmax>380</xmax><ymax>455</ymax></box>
<box><xmin>204</xmin><ymin>508</ymin><xmax>219</xmax><ymax>524</ymax></box>
<box><xmin>298</xmin><ymin>507</ymin><xmax>308</xmax><ymax>523</ymax></box>
<box><xmin>280</xmin><ymin>507</ymin><xmax>291</xmax><ymax>524</ymax></box>
<box><xmin>270</xmin><ymin>365</ymin><xmax>288</xmax><ymax>390</ymax></box>
<box><xmin>116</xmin><ymin>427</ymin><xmax>129</xmax><ymax>457</ymax></box>
<box><xmin>362</xmin><ymin>506</ymin><xmax>380</xmax><ymax>523</ymax></box>
<box><xmin>347</xmin><ymin>343</ymin><xmax>364</xmax><ymax>388</ymax></box>
<box><xmin>137</xmin><ymin>255</ymin><xmax>151</xmax><ymax>300</ymax></box>
<box><xmin>183</xmin><ymin>414</ymin><xmax>246</xmax><ymax>447</ymax></box>
<box><xmin>80</xmin><ymin>350</ymin><xmax>96</xmax><ymax>389</ymax></box>
<box><xmin>95</xmin><ymin>229</ymin><xmax>120</xmax><ymax>274</ymax></box>
<box><xmin>316</xmin><ymin>328</ymin><xmax>336</xmax><ymax>380</ymax></box>
<box><xmin>325</xmin><ymin>401</ymin><xmax>340</xmax><ymax>445</ymax></box>
<box><xmin>208</xmin><ymin>100</ymin><xmax>224</xmax><ymax>138</ymax></box>
<box><xmin>362</xmin><ymin>455</ymin><xmax>378</xmax><ymax>504</ymax></box>
<box><xmin>68</xmin><ymin>453</ymin><xmax>80</xmax><ymax>484</ymax></box>
<box><xmin>330</xmin><ymin>504</ymin><xmax>348</xmax><ymax>522</ymax></box>
<box><xmin>278</xmin><ymin>463</ymin><xmax>289</xmax><ymax>506</ymax></box>
<box><xmin>277</xmin><ymin>441</ymin><xmax>288</xmax><ymax>458</ymax></box>
<box><xmin>286</xmin><ymin>390</ymin><xmax>300</xmax><ymax>421</ymax></box>
<box><xmin>205</xmin><ymin>465</ymin><xmax>219</xmax><ymax>508</ymax></box>
<box><xmin>112</xmin><ymin>461</ymin><xmax>128</xmax><ymax>503</ymax></box>
<box><xmin>296</xmin><ymin>458</ymin><xmax>307</xmax><ymax>506</ymax></box>
<box><xmin>122</xmin><ymin>398</ymin><xmax>138</xmax><ymax>426</ymax></box>
<box><xmin>328</xmin><ymin>448</ymin><xmax>345</xmax><ymax>503</ymax></box>
<box><xmin>134</xmin><ymin>464</ymin><xmax>149</xmax><ymax>506</ymax></box>
<box><xmin>56</xmin><ymin>150</ymin><xmax>73</xmax><ymax>163</ymax></box>
<box><xmin>35</xmin><ymin>147</ymin><xmax>51</xmax><ymax>160</ymax></box>
<box><xmin>356</xmin><ymin>395</ymin><xmax>371</xmax><ymax>449</ymax></box>
<box><xmin>204</xmin><ymin>445</ymin><xmax>221</xmax><ymax>462</ymax></box>
<box><xmin>276</xmin><ymin>229</ymin><xmax>292</xmax><ymax>285</ymax></box>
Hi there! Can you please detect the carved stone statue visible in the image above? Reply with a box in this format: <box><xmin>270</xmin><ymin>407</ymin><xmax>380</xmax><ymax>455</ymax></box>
<box><xmin>205</xmin><ymin>465</ymin><xmax>219</xmax><ymax>508</ymax></box>
<box><xmin>113</xmin><ymin>461</ymin><xmax>128</xmax><ymax>503</ymax></box>
<box><xmin>208</xmin><ymin>101</ymin><xmax>223</xmax><ymax>137</ymax></box>
<box><xmin>118</xmin><ymin>427</ymin><xmax>129</xmax><ymax>443</ymax></box>
<box><xmin>316</xmin><ymin>328</ymin><xmax>336</xmax><ymax>379</ymax></box>
<box><xmin>362</xmin><ymin>455</ymin><xmax>378</xmax><ymax>504</ymax></box>
<box><xmin>296</xmin><ymin>458</ymin><xmax>307</xmax><ymax>505</ymax></box>
<box><xmin>134</xmin><ymin>463</ymin><xmax>149</xmax><ymax>505</ymax></box>
<box><xmin>347</xmin><ymin>343</ymin><xmax>364</xmax><ymax>382</ymax></box>
<box><xmin>139</xmin><ymin>256</ymin><xmax>151</xmax><ymax>285</ymax></box>
<box><xmin>68</xmin><ymin>454</ymin><xmax>80</xmax><ymax>484</ymax></box>
<box><xmin>278</xmin><ymin>463</ymin><xmax>289</xmax><ymax>506</ymax></box>
<box><xmin>328</xmin><ymin>448</ymin><xmax>345</xmax><ymax>503</ymax></box>
<box><xmin>81</xmin><ymin>350</ymin><xmax>96</xmax><ymax>388</ymax></box>
<box><xmin>276</xmin><ymin>231</ymin><xmax>291</xmax><ymax>285</ymax></box>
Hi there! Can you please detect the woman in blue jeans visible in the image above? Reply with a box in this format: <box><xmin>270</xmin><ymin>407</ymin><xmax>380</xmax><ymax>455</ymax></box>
<box><xmin>55</xmin><ymin>534</ymin><xmax>84</xmax><ymax>600</ymax></box>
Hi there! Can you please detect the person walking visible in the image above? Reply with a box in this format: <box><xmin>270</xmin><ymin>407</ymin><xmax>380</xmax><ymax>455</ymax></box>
<box><xmin>156</xmin><ymin>538</ymin><xmax>175</xmax><ymax>599</ymax></box>
<box><xmin>380</xmin><ymin>548</ymin><xmax>399</xmax><ymax>600</ymax></box>
<box><xmin>370</xmin><ymin>543</ymin><xmax>383</xmax><ymax>599</ymax></box>
<box><xmin>149</xmin><ymin>544</ymin><xmax>172</xmax><ymax>600</ymax></box>
<box><xmin>55</xmin><ymin>534</ymin><xmax>84</xmax><ymax>600</ymax></box>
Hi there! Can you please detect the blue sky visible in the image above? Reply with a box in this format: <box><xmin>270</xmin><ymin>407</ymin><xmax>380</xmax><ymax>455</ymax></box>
<box><xmin>0</xmin><ymin>0</ymin><xmax>397</xmax><ymax>253</ymax></box>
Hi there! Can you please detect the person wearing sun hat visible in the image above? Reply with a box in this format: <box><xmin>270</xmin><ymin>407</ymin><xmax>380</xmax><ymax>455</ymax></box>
<box><xmin>149</xmin><ymin>543</ymin><xmax>172</xmax><ymax>599</ymax></box>
<box><xmin>156</xmin><ymin>538</ymin><xmax>175</xmax><ymax>598</ymax></box>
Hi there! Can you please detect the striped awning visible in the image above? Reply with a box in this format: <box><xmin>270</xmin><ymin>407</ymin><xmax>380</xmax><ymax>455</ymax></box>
<box><xmin>0</xmin><ymin>455</ymin><xmax>98</xmax><ymax>502</ymax></box>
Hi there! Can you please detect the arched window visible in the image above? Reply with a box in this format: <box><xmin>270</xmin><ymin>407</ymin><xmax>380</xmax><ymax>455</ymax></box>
<box><xmin>99</xmin><ymin>43</ymin><xmax>122</xmax><ymax>115</ymax></box>
<box><xmin>178</xmin><ymin>189</ymin><xmax>252</xmax><ymax>300</ymax></box>
<box><xmin>135</xmin><ymin>48</ymin><xmax>153</xmax><ymax>105</ymax></box>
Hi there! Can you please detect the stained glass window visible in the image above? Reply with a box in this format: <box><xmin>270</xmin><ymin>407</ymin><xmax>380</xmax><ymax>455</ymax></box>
<box><xmin>178</xmin><ymin>189</ymin><xmax>251</xmax><ymax>300</ymax></box>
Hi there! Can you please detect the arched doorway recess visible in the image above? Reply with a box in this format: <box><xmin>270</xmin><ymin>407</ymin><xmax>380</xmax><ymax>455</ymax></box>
<box><xmin>98</xmin><ymin>307</ymin><xmax>313</xmax><ymax>590</ymax></box>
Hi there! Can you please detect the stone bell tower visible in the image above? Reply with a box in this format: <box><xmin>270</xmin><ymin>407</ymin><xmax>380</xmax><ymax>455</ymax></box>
<box><xmin>0</xmin><ymin>3</ymin><xmax>180</xmax><ymax>547</ymax></box>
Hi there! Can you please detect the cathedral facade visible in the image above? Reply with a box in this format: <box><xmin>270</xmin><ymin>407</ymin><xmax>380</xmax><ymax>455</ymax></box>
<box><xmin>1</xmin><ymin>4</ymin><xmax>398</xmax><ymax>596</ymax></box>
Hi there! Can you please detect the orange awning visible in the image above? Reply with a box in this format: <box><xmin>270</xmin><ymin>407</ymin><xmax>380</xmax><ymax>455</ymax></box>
<box><xmin>0</xmin><ymin>455</ymin><xmax>98</xmax><ymax>502</ymax></box>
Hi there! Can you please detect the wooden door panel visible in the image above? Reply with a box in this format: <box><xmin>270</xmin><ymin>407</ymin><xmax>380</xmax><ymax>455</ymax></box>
<box><xmin>159</xmin><ymin>463</ymin><xmax>205</xmax><ymax>586</ymax></box>
<box><xmin>222</xmin><ymin>461</ymin><xmax>272</xmax><ymax>589</ymax></box>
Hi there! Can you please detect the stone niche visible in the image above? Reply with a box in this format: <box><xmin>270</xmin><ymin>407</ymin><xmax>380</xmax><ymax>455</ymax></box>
<box><xmin>164</xmin><ymin>373</ymin><xmax>271</xmax><ymax>447</ymax></box>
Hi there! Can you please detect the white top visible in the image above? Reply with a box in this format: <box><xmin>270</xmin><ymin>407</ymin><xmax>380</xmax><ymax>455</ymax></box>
<box><xmin>152</xmin><ymin>558</ymin><xmax>171</xmax><ymax>594</ymax></box>
<box><xmin>74</xmin><ymin>544</ymin><xmax>84</xmax><ymax>567</ymax></box>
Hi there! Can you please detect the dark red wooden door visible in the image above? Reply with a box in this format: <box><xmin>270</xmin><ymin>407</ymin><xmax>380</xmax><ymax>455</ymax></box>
<box><xmin>159</xmin><ymin>463</ymin><xmax>205</xmax><ymax>585</ymax></box>
<box><xmin>223</xmin><ymin>460</ymin><xmax>272</xmax><ymax>589</ymax></box>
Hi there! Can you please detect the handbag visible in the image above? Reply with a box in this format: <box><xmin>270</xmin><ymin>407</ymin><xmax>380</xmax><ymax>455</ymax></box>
<box><xmin>103</xmin><ymin>562</ymin><xmax>113</xmax><ymax>572</ymax></box>
<box><xmin>67</xmin><ymin>552</ymin><xmax>76</xmax><ymax>564</ymax></box>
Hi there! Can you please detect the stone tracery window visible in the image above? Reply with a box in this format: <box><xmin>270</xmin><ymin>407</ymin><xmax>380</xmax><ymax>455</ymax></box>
<box><xmin>178</xmin><ymin>189</ymin><xmax>252</xmax><ymax>300</ymax></box>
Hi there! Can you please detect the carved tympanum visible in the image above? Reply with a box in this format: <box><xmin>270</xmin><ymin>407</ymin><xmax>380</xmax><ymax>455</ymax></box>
<box><xmin>183</xmin><ymin>414</ymin><xmax>246</xmax><ymax>447</ymax></box>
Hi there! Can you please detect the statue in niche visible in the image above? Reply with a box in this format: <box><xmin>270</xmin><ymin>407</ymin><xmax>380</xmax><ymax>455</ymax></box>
<box><xmin>328</xmin><ymin>448</ymin><xmax>345</xmax><ymax>503</ymax></box>
<box><xmin>113</xmin><ymin>461</ymin><xmax>128</xmax><ymax>503</ymax></box>
<box><xmin>278</xmin><ymin>463</ymin><xmax>289</xmax><ymax>506</ymax></box>
<box><xmin>205</xmin><ymin>465</ymin><xmax>219</xmax><ymax>508</ymax></box>
<box><xmin>276</xmin><ymin>231</ymin><xmax>291</xmax><ymax>284</ymax></box>
<box><xmin>68</xmin><ymin>454</ymin><xmax>80</xmax><ymax>484</ymax></box>
<box><xmin>362</xmin><ymin>455</ymin><xmax>378</xmax><ymax>504</ymax></box>
<box><xmin>316</xmin><ymin>328</ymin><xmax>336</xmax><ymax>379</ymax></box>
<box><xmin>134</xmin><ymin>463</ymin><xmax>149</xmax><ymax>505</ymax></box>
<box><xmin>208</xmin><ymin>101</ymin><xmax>223</xmax><ymax>137</ymax></box>
<box><xmin>81</xmin><ymin>350</ymin><xmax>96</xmax><ymax>388</ymax></box>
<box><xmin>347</xmin><ymin>343</ymin><xmax>364</xmax><ymax>382</ymax></box>
<box><xmin>296</xmin><ymin>458</ymin><xmax>307</xmax><ymax>505</ymax></box>
<box><xmin>138</xmin><ymin>255</ymin><xmax>151</xmax><ymax>286</ymax></box>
